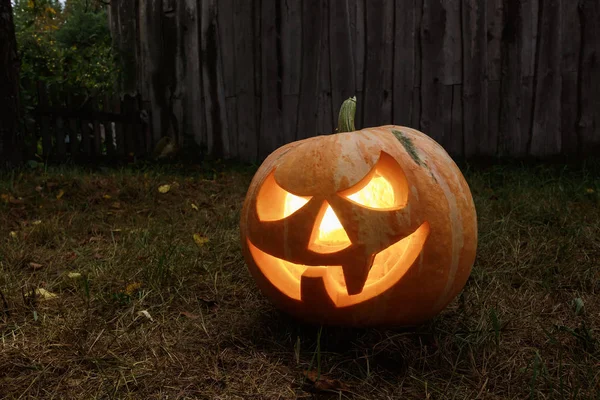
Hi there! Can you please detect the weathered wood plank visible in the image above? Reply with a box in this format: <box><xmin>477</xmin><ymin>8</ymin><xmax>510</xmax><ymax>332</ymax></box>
<box><xmin>317</xmin><ymin>1</ymin><xmax>333</xmax><ymax>135</ymax></box>
<box><xmin>218</xmin><ymin>0</ymin><xmax>238</xmax><ymax>155</ymax></box>
<box><xmin>200</xmin><ymin>0</ymin><xmax>230</xmax><ymax>158</ymax></box>
<box><xmin>258</xmin><ymin>0</ymin><xmax>284</xmax><ymax>159</ymax></box>
<box><xmin>296</xmin><ymin>0</ymin><xmax>323</xmax><ymax>139</ymax></box>
<box><xmin>487</xmin><ymin>0</ymin><xmax>503</xmax><ymax>156</ymax></box>
<box><xmin>450</xmin><ymin>84</ymin><xmax>463</xmax><ymax>156</ymax></box>
<box><xmin>519</xmin><ymin>0</ymin><xmax>538</xmax><ymax>155</ymax></box>
<box><xmin>351</xmin><ymin>0</ymin><xmax>366</xmax><ymax>127</ymax></box>
<box><xmin>138</xmin><ymin>0</ymin><xmax>164</xmax><ymax>145</ymax></box>
<box><xmin>329</xmin><ymin>0</ymin><xmax>355</xmax><ymax>123</ymax></box>
<box><xmin>117</xmin><ymin>0</ymin><xmax>139</xmax><ymax>95</ymax></box>
<box><xmin>419</xmin><ymin>0</ymin><xmax>446</xmax><ymax>143</ymax></box>
<box><xmin>411</xmin><ymin>0</ymin><xmax>423</xmax><ymax>130</ymax></box>
<box><xmin>530</xmin><ymin>0</ymin><xmax>562</xmax><ymax>157</ymax></box>
<box><xmin>363</xmin><ymin>0</ymin><xmax>394</xmax><ymax>128</ymax></box>
<box><xmin>443</xmin><ymin>0</ymin><xmax>462</xmax><ymax>156</ymax></box>
<box><xmin>462</xmin><ymin>0</ymin><xmax>488</xmax><ymax>157</ymax></box>
<box><xmin>281</xmin><ymin>0</ymin><xmax>302</xmax><ymax>143</ymax></box>
<box><xmin>559</xmin><ymin>0</ymin><xmax>580</xmax><ymax>155</ymax></box>
<box><xmin>393</xmin><ymin>0</ymin><xmax>416</xmax><ymax>126</ymax></box>
<box><xmin>233</xmin><ymin>0</ymin><xmax>258</xmax><ymax>162</ymax></box>
<box><xmin>578</xmin><ymin>0</ymin><xmax>600</xmax><ymax>154</ymax></box>
<box><xmin>499</xmin><ymin>0</ymin><xmax>524</xmax><ymax>156</ymax></box>
<box><xmin>180</xmin><ymin>0</ymin><xmax>206</xmax><ymax>155</ymax></box>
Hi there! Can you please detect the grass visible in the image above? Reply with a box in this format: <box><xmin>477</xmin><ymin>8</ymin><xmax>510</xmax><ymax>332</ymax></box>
<box><xmin>0</xmin><ymin>159</ymin><xmax>599</xmax><ymax>399</ymax></box>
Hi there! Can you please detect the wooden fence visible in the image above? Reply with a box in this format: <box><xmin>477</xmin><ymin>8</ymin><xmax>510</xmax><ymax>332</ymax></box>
<box><xmin>22</xmin><ymin>83</ymin><xmax>150</xmax><ymax>163</ymax></box>
<box><xmin>108</xmin><ymin>0</ymin><xmax>600</xmax><ymax>163</ymax></box>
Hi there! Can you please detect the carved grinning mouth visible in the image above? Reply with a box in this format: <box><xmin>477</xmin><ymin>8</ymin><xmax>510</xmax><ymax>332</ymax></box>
<box><xmin>246</xmin><ymin>222</ymin><xmax>429</xmax><ymax>308</ymax></box>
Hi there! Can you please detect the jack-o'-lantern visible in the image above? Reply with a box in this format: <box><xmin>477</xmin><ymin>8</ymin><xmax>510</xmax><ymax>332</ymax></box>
<box><xmin>240</xmin><ymin>97</ymin><xmax>477</xmax><ymax>327</ymax></box>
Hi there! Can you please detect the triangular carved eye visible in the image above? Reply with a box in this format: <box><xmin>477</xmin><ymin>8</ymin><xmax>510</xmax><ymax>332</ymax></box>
<box><xmin>339</xmin><ymin>151</ymin><xmax>408</xmax><ymax>210</ymax></box>
<box><xmin>345</xmin><ymin>173</ymin><xmax>396</xmax><ymax>208</ymax></box>
<box><xmin>256</xmin><ymin>172</ymin><xmax>312</xmax><ymax>222</ymax></box>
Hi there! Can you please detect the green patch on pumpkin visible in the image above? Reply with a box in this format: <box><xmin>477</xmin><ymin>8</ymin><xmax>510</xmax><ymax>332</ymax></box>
<box><xmin>392</xmin><ymin>130</ymin><xmax>423</xmax><ymax>166</ymax></box>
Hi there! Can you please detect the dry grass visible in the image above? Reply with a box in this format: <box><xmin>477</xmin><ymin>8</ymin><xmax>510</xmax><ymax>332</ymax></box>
<box><xmin>0</xmin><ymin>159</ymin><xmax>599</xmax><ymax>399</ymax></box>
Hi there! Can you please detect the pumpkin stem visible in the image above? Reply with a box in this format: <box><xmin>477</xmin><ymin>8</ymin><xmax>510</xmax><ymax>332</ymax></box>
<box><xmin>337</xmin><ymin>96</ymin><xmax>357</xmax><ymax>133</ymax></box>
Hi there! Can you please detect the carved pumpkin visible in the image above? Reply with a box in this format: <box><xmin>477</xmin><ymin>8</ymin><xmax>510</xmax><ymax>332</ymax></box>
<box><xmin>240</xmin><ymin>98</ymin><xmax>477</xmax><ymax>327</ymax></box>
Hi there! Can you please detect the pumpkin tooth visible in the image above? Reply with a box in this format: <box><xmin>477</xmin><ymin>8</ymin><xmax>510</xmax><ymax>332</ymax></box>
<box><xmin>341</xmin><ymin>254</ymin><xmax>375</xmax><ymax>295</ymax></box>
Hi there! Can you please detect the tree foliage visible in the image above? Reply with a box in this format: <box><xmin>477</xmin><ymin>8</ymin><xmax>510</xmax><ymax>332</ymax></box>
<box><xmin>13</xmin><ymin>0</ymin><xmax>119</xmax><ymax>101</ymax></box>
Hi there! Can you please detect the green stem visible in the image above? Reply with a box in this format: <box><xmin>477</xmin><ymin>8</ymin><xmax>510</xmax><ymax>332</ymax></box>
<box><xmin>337</xmin><ymin>96</ymin><xmax>357</xmax><ymax>133</ymax></box>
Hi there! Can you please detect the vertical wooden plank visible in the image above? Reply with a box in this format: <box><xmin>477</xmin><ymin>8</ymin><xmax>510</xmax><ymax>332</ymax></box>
<box><xmin>117</xmin><ymin>0</ymin><xmax>138</xmax><ymax>95</ymax></box>
<box><xmin>351</xmin><ymin>0</ymin><xmax>366</xmax><ymax>127</ymax></box>
<box><xmin>138</xmin><ymin>0</ymin><xmax>164</xmax><ymax>146</ymax></box>
<box><xmin>442</xmin><ymin>0</ymin><xmax>462</xmax><ymax>156</ymax></box>
<box><xmin>559</xmin><ymin>0</ymin><xmax>580</xmax><ymax>155</ymax></box>
<box><xmin>296</xmin><ymin>0</ymin><xmax>323</xmax><ymax>140</ymax></box>
<box><xmin>258</xmin><ymin>0</ymin><xmax>284</xmax><ymax>158</ymax></box>
<box><xmin>363</xmin><ymin>0</ymin><xmax>394</xmax><ymax>128</ymax></box>
<box><xmin>578</xmin><ymin>0</ymin><xmax>600</xmax><ymax>155</ymax></box>
<box><xmin>317</xmin><ymin>1</ymin><xmax>333</xmax><ymax>135</ymax></box>
<box><xmin>281</xmin><ymin>0</ymin><xmax>302</xmax><ymax>143</ymax></box>
<box><xmin>329</xmin><ymin>0</ymin><xmax>355</xmax><ymax>123</ymax></box>
<box><xmin>253</xmin><ymin>0</ymin><xmax>262</xmax><ymax>144</ymax></box>
<box><xmin>462</xmin><ymin>0</ymin><xmax>488</xmax><ymax>157</ymax></box>
<box><xmin>412</xmin><ymin>0</ymin><xmax>423</xmax><ymax>129</ymax></box>
<box><xmin>179</xmin><ymin>0</ymin><xmax>205</xmax><ymax>157</ymax></box>
<box><xmin>218</xmin><ymin>0</ymin><xmax>239</xmax><ymax>157</ymax></box>
<box><xmin>486</xmin><ymin>0</ymin><xmax>503</xmax><ymax>158</ymax></box>
<box><xmin>530</xmin><ymin>0</ymin><xmax>562</xmax><ymax>157</ymax></box>
<box><xmin>499</xmin><ymin>0</ymin><xmax>524</xmax><ymax>156</ymax></box>
<box><xmin>234</xmin><ymin>0</ymin><xmax>258</xmax><ymax>162</ymax></box>
<box><xmin>419</xmin><ymin>0</ymin><xmax>446</xmax><ymax>143</ymax></box>
<box><xmin>519</xmin><ymin>0</ymin><xmax>538</xmax><ymax>155</ymax></box>
<box><xmin>201</xmin><ymin>0</ymin><xmax>230</xmax><ymax>158</ymax></box>
<box><xmin>393</xmin><ymin>0</ymin><xmax>416</xmax><ymax>126</ymax></box>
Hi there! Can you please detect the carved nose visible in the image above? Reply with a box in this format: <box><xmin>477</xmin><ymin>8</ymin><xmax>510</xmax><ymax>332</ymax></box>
<box><xmin>309</xmin><ymin>201</ymin><xmax>351</xmax><ymax>254</ymax></box>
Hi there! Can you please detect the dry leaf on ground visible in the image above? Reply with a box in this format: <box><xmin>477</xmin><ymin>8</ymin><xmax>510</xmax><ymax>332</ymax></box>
<box><xmin>158</xmin><ymin>184</ymin><xmax>171</xmax><ymax>193</ymax></box>
<box><xmin>193</xmin><ymin>233</ymin><xmax>209</xmax><ymax>247</ymax></box>
<box><xmin>303</xmin><ymin>370</ymin><xmax>349</xmax><ymax>393</ymax></box>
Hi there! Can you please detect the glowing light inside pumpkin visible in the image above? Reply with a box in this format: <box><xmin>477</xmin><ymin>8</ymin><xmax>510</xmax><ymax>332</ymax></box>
<box><xmin>283</xmin><ymin>174</ymin><xmax>396</xmax><ymax>248</ymax></box>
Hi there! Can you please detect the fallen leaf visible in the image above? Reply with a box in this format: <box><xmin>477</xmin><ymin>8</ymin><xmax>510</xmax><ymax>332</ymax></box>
<box><xmin>111</xmin><ymin>202</ymin><xmax>121</xmax><ymax>209</ymax></box>
<box><xmin>1</xmin><ymin>194</ymin><xmax>9</xmax><ymax>202</ymax></box>
<box><xmin>585</xmin><ymin>188</ymin><xmax>595</xmax><ymax>194</ymax></box>
<box><xmin>56</xmin><ymin>189</ymin><xmax>65</xmax><ymax>200</ymax></box>
<box><xmin>32</xmin><ymin>220</ymin><xmax>42</xmax><ymax>225</ymax></box>
<box><xmin>137</xmin><ymin>310</ymin><xmax>154</xmax><ymax>321</ymax></box>
<box><xmin>193</xmin><ymin>233</ymin><xmax>209</xmax><ymax>247</ymax></box>
<box><xmin>29</xmin><ymin>262</ymin><xmax>44</xmax><ymax>270</ymax></box>
<box><xmin>103</xmin><ymin>194</ymin><xmax>112</xmax><ymax>199</ymax></box>
<box><xmin>180</xmin><ymin>311</ymin><xmax>200</xmax><ymax>320</ymax></box>
<box><xmin>35</xmin><ymin>288</ymin><xmax>58</xmax><ymax>301</ymax></box>
<box><xmin>191</xmin><ymin>203</ymin><xmax>199</xmax><ymax>211</ymax></box>
<box><xmin>158</xmin><ymin>184</ymin><xmax>171</xmax><ymax>194</ymax></box>
<box><xmin>67</xmin><ymin>272</ymin><xmax>82</xmax><ymax>279</ymax></box>
<box><xmin>35</xmin><ymin>186</ymin><xmax>43</xmax><ymax>192</ymax></box>
<box><xmin>9</xmin><ymin>231</ymin><xmax>18</xmax><ymax>239</ymax></box>
<box><xmin>303</xmin><ymin>371</ymin><xmax>349</xmax><ymax>393</ymax></box>
<box><xmin>125</xmin><ymin>282</ymin><xmax>142</xmax><ymax>295</ymax></box>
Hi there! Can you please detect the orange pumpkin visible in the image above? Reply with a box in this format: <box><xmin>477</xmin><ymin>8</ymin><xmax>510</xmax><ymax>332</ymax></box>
<box><xmin>240</xmin><ymin>97</ymin><xmax>477</xmax><ymax>327</ymax></box>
